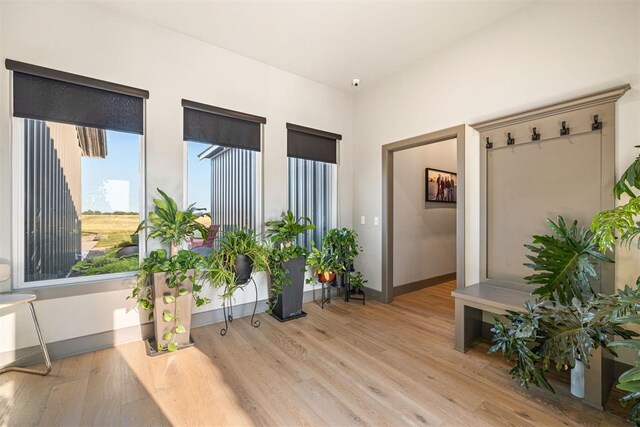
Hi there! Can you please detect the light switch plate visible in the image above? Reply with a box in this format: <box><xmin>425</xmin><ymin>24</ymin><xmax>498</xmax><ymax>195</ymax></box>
<box><xmin>360</xmin><ymin>216</ymin><xmax>366</xmax><ymax>225</ymax></box>
<box><xmin>374</xmin><ymin>216</ymin><xmax>379</xmax><ymax>226</ymax></box>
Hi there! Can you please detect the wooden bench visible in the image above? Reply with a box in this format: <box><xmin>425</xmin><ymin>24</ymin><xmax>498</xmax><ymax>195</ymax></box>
<box><xmin>451</xmin><ymin>280</ymin><xmax>613</xmax><ymax>409</ymax></box>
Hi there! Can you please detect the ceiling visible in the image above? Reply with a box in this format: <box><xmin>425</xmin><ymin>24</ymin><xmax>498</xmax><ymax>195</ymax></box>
<box><xmin>94</xmin><ymin>1</ymin><xmax>532</xmax><ymax>92</ymax></box>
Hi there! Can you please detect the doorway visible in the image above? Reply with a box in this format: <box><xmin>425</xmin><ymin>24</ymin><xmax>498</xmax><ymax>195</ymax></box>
<box><xmin>381</xmin><ymin>125</ymin><xmax>466</xmax><ymax>303</ymax></box>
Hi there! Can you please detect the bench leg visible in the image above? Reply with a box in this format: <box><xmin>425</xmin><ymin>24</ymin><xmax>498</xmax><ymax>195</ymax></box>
<box><xmin>0</xmin><ymin>302</ymin><xmax>52</xmax><ymax>376</ymax></box>
<box><xmin>583</xmin><ymin>347</ymin><xmax>614</xmax><ymax>409</ymax></box>
<box><xmin>454</xmin><ymin>301</ymin><xmax>483</xmax><ymax>353</ymax></box>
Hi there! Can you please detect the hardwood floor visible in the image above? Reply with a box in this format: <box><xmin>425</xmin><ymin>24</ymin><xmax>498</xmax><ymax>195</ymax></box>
<box><xmin>0</xmin><ymin>281</ymin><xmax>629</xmax><ymax>426</ymax></box>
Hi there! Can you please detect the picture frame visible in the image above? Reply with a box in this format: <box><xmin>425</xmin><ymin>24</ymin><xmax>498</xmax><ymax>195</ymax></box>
<box><xmin>425</xmin><ymin>168</ymin><xmax>457</xmax><ymax>203</ymax></box>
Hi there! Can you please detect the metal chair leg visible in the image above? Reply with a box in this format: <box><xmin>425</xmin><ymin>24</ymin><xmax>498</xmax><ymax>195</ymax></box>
<box><xmin>0</xmin><ymin>302</ymin><xmax>52</xmax><ymax>376</ymax></box>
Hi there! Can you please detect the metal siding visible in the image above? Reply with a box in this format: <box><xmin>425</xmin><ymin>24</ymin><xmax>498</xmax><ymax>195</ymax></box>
<box><xmin>209</xmin><ymin>148</ymin><xmax>257</xmax><ymax>234</ymax></box>
<box><xmin>287</xmin><ymin>157</ymin><xmax>335</xmax><ymax>251</ymax></box>
<box><xmin>23</xmin><ymin>119</ymin><xmax>82</xmax><ymax>282</ymax></box>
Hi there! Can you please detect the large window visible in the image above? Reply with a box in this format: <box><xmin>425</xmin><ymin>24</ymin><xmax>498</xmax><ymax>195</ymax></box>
<box><xmin>286</xmin><ymin>123</ymin><xmax>340</xmax><ymax>250</ymax></box>
<box><xmin>8</xmin><ymin>60</ymin><xmax>148</xmax><ymax>287</ymax></box>
<box><xmin>183</xmin><ymin>100</ymin><xmax>264</xmax><ymax>247</ymax></box>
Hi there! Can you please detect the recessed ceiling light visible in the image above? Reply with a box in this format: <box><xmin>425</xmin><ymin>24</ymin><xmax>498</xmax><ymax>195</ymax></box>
<box><xmin>352</xmin><ymin>79</ymin><xmax>361</xmax><ymax>88</ymax></box>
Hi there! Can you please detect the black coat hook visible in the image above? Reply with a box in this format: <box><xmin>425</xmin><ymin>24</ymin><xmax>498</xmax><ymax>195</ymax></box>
<box><xmin>532</xmin><ymin>127</ymin><xmax>540</xmax><ymax>141</ymax></box>
<box><xmin>507</xmin><ymin>132</ymin><xmax>515</xmax><ymax>145</ymax></box>
<box><xmin>560</xmin><ymin>121</ymin><xmax>570</xmax><ymax>136</ymax></box>
<box><xmin>485</xmin><ymin>137</ymin><xmax>493</xmax><ymax>149</ymax></box>
<box><xmin>592</xmin><ymin>114</ymin><xmax>602</xmax><ymax>130</ymax></box>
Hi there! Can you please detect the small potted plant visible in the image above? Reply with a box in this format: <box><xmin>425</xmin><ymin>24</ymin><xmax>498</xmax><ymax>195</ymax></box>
<box><xmin>307</xmin><ymin>242</ymin><xmax>341</xmax><ymax>283</ymax></box>
<box><xmin>266</xmin><ymin>211</ymin><xmax>314</xmax><ymax>321</ymax></box>
<box><xmin>323</xmin><ymin>228</ymin><xmax>366</xmax><ymax>294</ymax></box>
<box><xmin>130</xmin><ymin>189</ymin><xmax>210</xmax><ymax>353</ymax></box>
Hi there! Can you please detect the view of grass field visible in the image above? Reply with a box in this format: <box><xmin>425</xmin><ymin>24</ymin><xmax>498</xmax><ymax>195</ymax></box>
<box><xmin>72</xmin><ymin>214</ymin><xmax>141</xmax><ymax>276</ymax></box>
<box><xmin>82</xmin><ymin>214</ymin><xmax>140</xmax><ymax>248</ymax></box>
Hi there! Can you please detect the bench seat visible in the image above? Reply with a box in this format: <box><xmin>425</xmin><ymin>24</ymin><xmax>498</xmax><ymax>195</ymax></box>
<box><xmin>452</xmin><ymin>280</ymin><xmax>612</xmax><ymax>409</ymax></box>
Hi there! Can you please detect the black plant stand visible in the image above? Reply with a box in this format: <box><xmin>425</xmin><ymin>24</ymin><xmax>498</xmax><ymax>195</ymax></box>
<box><xmin>341</xmin><ymin>273</ymin><xmax>365</xmax><ymax>305</ymax></box>
<box><xmin>316</xmin><ymin>278</ymin><xmax>334</xmax><ymax>309</ymax></box>
<box><xmin>220</xmin><ymin>277</ymin><xmax>260</xmax><ymax>336</ymax></box>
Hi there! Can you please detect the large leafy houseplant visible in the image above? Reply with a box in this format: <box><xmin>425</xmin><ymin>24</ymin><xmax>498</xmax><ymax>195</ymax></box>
<box><xmin>266</xmin><ymin>211</ymin><xmax>314</xmax><ymax>319</ymax></box>
<box><xmin>491</xmin><ymin>150</ymin><xmax>640</xmax><ymax>424</ymax></box>
<box><xmin>590</xmin><ymin>149</ymin><xmax>640</xmax><ymax>423</ymax></box>
<box><xmin>129</xmin><ymin>189</ymin><xmax>210</xmax><ymax>352</ymax></box>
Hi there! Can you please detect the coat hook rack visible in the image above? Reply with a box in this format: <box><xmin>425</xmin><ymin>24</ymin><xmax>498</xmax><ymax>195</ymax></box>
<box><xmin>485</xmin><ymin>137</ymin><xmax>493</xmax><ymax>149</ymax></box>
<box><xmin>506</xmin><ymin>132</ymin><xmax>515</xmax><ymax>145</ymax></box>
<box><xmin>532</xmin><ymin>127</ymin><xmax>540</xmax><ymax>141</ymax></box>
<box><xmin>560</xmin><ymin>121</ymin><xmax>570</xmax><ymax>136</ymax></box>
<box><xmin>592</xmin><ymin>114</ymin><xmax>602</xmax><ymax>130</ymax></box>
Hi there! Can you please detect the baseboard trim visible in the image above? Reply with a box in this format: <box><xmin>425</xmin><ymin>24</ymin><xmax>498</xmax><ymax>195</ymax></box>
<box><xmin>363</xmin><ymin>286</ymin><xmax>384</xmax><ymax>302</ymax></box>
<box><xmin>393</xmin><ymin>272</ymin><xmax>456</xmax><ymax>297</ymax></box>
<box><xmin>0</xmin><ymin>288</ymin><xmax>323</xmax><ymax>367</ymax></box>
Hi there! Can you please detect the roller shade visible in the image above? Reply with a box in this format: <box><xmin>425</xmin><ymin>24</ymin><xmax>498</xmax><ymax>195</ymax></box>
<box><xmin>286</xmin><ymin>123</ymin><xmax>341</xmax><ymax>164</ymax></box>
<box><xmin>182</xmin><ymin>99</ymin><xmax>265</xmax><ymax>151</ymax></box>
<box><xmin>7</xmin><ymin>59</ymin><xmax>147</xmax><ymax>135</ymax></box>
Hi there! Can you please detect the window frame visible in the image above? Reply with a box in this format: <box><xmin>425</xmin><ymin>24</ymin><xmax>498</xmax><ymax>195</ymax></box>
<box><xmin>10</xmin><ymin>99</ymin><xmax>147</xmax><ymax>290</ymax></box>
<box><xmin>182</xmin><ymin>124</ymin><xmax>265</xmax><ymax>236</ymax></box>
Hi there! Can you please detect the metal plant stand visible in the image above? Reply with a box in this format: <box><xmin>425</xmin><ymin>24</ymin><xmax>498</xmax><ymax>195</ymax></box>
<box><xmin>341</xmin><ymin>273</ymin><xmax>365</xmax><ymax>305</ymax></box>
<box><xmin>317</xmin><ymin>278</ymin><xmax>333</xmax><ymax>308</ymax></box>
<box><xmin>220</xmin><ymin>277</ymin><xmax>260</xmax><ymax>336</ymax></box>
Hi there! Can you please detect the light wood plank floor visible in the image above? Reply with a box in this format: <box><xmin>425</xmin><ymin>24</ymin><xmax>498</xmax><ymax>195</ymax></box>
<box><xmin>0</xmin><ymin>281</ymin><xmax>629</xmax><ymax>426</ymax></box>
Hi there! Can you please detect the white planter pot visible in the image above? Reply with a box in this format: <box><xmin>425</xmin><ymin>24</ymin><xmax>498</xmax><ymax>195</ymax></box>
<box><xmin>570</xmin><ymin>359</ymin><xmax>585</xmax><ymax>398</ymax></box>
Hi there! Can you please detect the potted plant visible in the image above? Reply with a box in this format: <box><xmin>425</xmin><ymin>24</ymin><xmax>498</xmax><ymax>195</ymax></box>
<box><xmin>129</xmin><ymin>189</ymin><xmax>210</xmax><ymax>353</ymax></box>
<box><xmin>490</xmin><ymin>148</ymin><xmax>640</xmax><ymax>424</ymax></box>
<box><xmin>323</xmin><ymin>228</ymin><xmax>367</xmax><ymax>292</ymax></box>
<box><xmin>307</xmin><ymin>241</ymin><xmax>341</xmax><ymax>283</ymax></box>
<box><xmin>203</xmin><ymin>229</ymin><xmax>269</xmax><ymax>301</ymax></box>
<box><xmin>266</xmin><ymin>211</ymin><xmax>315</xmax><ymax>321</ymax></box>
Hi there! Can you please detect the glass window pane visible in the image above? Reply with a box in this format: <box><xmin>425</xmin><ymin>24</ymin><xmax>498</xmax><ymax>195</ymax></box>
<box><xmin>20</xmin><ymin>118</ymin><xmax>141</xmax><ymax>283</ymax></box>
<box><xmin>186</xmin><ymin>142</ymin><xmax>257</xmax><ymax>249</ymax></box>
<box><xmin>287</xmin><ymin>157</ymin><xmax>334</xmax><ymax>251</ymax></box>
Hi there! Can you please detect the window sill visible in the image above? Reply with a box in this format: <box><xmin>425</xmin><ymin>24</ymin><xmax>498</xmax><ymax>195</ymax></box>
<box><xmin>17</xmin><ymin>272</ymin><xmax>137</xmax><ymax>301</ymax></box>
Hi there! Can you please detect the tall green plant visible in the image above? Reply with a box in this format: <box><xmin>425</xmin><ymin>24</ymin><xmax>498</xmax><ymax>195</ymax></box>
<box><xmin>266</xmin><ymin>211</ymin><xmax>314</xmax><ymax>309</ymax></box>
<box><xmin>523</xmin><ymin>216</ymin><xmax>612</xmax><ymax>305</ymax></box>
<box><xmin>130</xmin><ymin>189</ymin><xmax>210</xmax><ymax>352</ymax></box>
<box><xmin>136</xmin><ymin>188</ymin><xmax>209</xmax><ymax>254</ymax></box>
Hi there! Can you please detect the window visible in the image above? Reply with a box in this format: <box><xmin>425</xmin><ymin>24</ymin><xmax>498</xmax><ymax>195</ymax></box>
<box><xmin>286</xmin><ymin>123</ymin><xmax>340</xmax><ymax>250</ymax></box>
<box><xmin>8</xmin><ymin>60</ymin><xmax>148</xmax><ymax>287</ymax></box>
<box><xmin>183</xmin><ymin>100</ymin><xmax>264</xmax><ymax>246</ymax></box>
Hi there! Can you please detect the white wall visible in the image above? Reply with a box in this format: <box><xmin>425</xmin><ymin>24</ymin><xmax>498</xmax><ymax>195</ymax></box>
<box><xmin>353</xmin><ymin>0</ymin><xmax>640</xmax><ymax>293</ymax></box>
<box><xmin>0</xmin><ymin>1</ymin><xmax>353</xmax><ymax>354</ymax></box>
<box><xmin>393</xmin><ymin>139</ymin><xmax>456</xmax><ymax>286</ymax></box>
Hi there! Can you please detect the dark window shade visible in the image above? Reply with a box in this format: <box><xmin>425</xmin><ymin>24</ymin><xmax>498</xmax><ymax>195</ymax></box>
<box><xmin>183</xmin><ymin>106</ymin><xmax>261</xmax><ymax>152</ymax></box>
<box><xmin>287</xmin><ymin>124</ymin><xmax>340</xmax><ymax>164</ymax></box>
<box><xmin>12</xmin><ymin>72</ymin><xmax>144</xmax><ymax>134</ymax></box>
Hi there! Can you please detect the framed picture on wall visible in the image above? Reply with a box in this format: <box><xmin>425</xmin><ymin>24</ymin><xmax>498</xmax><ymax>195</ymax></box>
<box><xmin>425</xmin><ymin>168</ymin><xmax>457</xmax><ymax>203</ymax></box>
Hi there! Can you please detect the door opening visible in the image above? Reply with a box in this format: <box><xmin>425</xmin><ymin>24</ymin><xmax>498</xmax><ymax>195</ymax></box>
<box><xmin>381</xmin><ymin>125</ymin><xmax>466</xmax><ymax>303</ymax></box>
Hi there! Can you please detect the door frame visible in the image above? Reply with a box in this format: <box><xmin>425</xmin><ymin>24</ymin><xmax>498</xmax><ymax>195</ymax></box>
<box><xmin>381</xmin><ymin>125</ymin><xmax>466</xmax><ymax>303</ymax></box>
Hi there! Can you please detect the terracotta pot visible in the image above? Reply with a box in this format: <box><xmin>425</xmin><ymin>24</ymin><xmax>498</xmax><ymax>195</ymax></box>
<box><xmin>318</xmin><ymin>272</ymin><xmax>336</xmax><ymax>283</ymax></box>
